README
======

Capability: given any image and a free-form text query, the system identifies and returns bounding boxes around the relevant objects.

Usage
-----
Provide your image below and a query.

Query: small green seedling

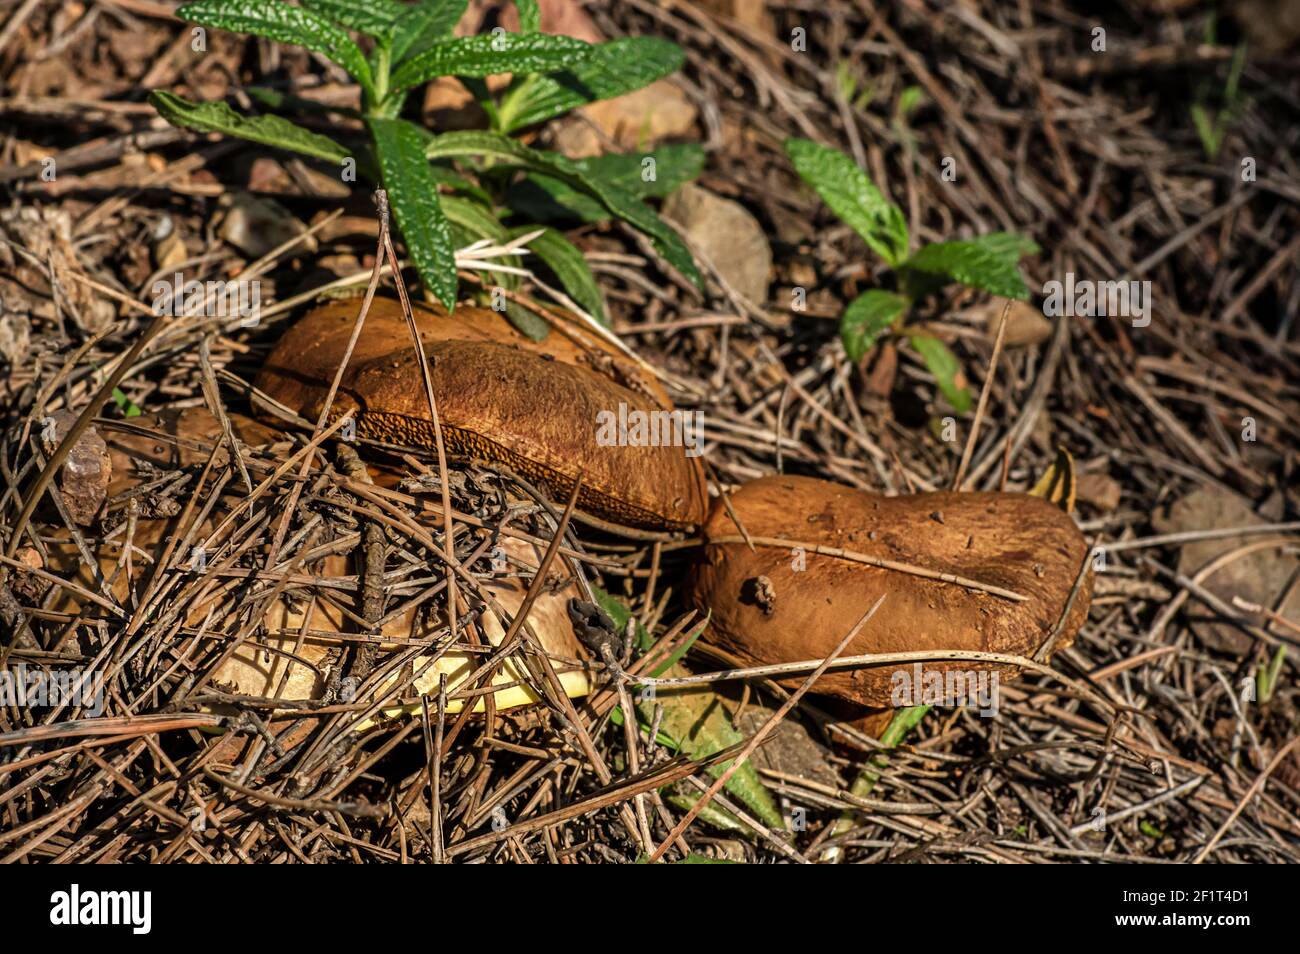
[1256,644,1286,705]
[150,0,704,337]
[785,138,1039,413]
[1190,15,1247,161]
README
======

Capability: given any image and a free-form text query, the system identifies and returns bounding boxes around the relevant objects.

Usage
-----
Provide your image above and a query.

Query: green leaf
[896,84,925,119]
[426,163,493,204]
[177,0,374,97]
[503,302,550,340]
[441,195,508,242]
[245,85,363,120]
[299,0,404,36]
[368,117,458,310]
[590,584,651,652]
[635,851,739,864]
[785,137,909,266]
[840,289,907,363]
[511,226,607,326]
[390,33,595,91]
[901,232,1038,300]
[590,586,781,831]
[441,198,545,338]
[513,0,540,32]
[149,91,351,163]
[500,36,684,132]
[391,0,468,62]
[506,144,705,223]
[425,131,702,289]
[638,664,784,831]
[112,387,143,417]
[909,334,971,414]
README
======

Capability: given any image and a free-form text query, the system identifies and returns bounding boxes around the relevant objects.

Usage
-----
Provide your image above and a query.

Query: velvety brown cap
[685,475,1093,707]
[255,298,707,531]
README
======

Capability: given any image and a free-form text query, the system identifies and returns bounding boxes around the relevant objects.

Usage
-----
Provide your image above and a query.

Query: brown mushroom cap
[47,409,591,720]
[684,475,1093,708]
[254,298,708,531]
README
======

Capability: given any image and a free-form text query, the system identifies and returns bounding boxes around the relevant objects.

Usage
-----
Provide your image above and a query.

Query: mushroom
[41,409,592,720]
[223,533,590,720]
[684,475,1093,708]
[254,297,708,531]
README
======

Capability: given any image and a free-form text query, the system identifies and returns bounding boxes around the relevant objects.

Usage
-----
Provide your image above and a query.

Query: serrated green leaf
[391,0,468,62]
[840,289,907,363]
[506,144,705,223]
[149,91,351,163]
[500,36,684,132]
[510,226,607,325]
[299,0,403,35]
[368,117,458,310]
[901,233,1037,300]
[390,33,595,91]
[425,130,702,289]
[513,0,540,32]
[177,0,373,96]
[785,137,909,267]
[909,334,971,414]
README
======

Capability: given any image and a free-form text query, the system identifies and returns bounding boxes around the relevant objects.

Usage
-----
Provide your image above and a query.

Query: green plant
[1256,644,1286,705]
[593,585,783,833]
[1191,41,1247,161]
[149,0,704,336]
[785,138,1039,413]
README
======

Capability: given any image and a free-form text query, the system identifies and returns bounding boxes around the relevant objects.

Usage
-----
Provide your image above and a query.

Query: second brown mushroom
[684,475,1094,710]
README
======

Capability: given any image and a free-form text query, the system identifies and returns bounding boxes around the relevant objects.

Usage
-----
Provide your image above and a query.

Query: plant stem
[823,704,930,860]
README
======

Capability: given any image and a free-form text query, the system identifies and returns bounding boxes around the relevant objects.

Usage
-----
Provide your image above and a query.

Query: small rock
[218,192,315,259]
[9,546,47,603]
[1151,486,1300,656]
[152,216,188,271]
[0,312,30,369]
[661,183,771,304]
[972,298,1052,348]
[1076,472,1122,511]
[40,409,112,526]
[693,0,775,33]
[737,705,840,789]
[554,80,698,158]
